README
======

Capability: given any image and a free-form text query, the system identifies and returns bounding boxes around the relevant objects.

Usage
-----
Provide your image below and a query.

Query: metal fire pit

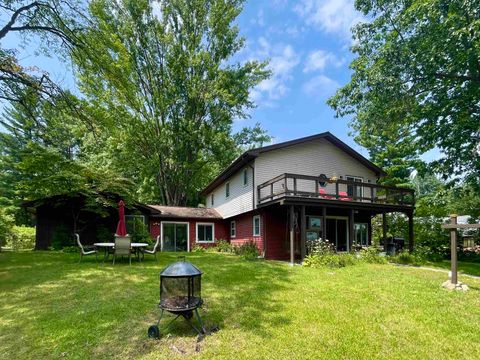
[148,257,206,338]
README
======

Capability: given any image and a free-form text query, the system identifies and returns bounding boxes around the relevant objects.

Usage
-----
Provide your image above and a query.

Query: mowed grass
[1,252,480,360]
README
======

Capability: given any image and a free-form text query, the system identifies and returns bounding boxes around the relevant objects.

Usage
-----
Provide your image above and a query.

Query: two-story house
[199,132,414,263]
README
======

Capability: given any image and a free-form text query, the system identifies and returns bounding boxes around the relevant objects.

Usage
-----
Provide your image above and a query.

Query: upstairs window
[253,215,261,236]
[211,193,214,206]
[243,168,248,186]
[226,182,230,198]
[230,221,236,238]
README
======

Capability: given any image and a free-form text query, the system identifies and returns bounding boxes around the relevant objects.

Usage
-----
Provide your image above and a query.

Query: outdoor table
[94,242,149,262]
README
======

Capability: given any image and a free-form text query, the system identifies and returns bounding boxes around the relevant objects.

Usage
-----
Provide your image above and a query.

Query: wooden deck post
[450,214,458,285]
[322,206,327,242]
[289,205,295,266]
[349,209,355,252]
[382,212,388,252]
[408,212,414,253]
[300,205,306,261]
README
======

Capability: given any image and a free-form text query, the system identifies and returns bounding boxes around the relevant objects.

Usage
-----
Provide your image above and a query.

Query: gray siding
[255,138,377,203]
[207,138,378,217]
[206,166,254,218]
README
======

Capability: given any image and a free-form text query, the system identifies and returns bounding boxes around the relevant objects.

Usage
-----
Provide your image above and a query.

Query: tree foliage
[329,0,480,186]
[72,0,269,206]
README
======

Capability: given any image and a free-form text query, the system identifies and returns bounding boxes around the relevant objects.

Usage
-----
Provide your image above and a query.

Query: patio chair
[113,236,132,265]
[75,233,98,263]
[318,188,334,199]
[338,191,352,201]
[143,235,161,260]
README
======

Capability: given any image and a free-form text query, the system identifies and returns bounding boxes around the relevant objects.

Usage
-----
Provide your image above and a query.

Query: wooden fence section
[257,173,415,207]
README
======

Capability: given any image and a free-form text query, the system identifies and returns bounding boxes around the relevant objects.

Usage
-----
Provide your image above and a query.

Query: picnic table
[94,242,149,262]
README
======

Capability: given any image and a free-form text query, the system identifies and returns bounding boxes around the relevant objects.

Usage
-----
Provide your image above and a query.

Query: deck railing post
[335,182,339,199]
[450,214,458,285]
[293,177,297,196]
[315,180,319,197]
[270,183,274,200]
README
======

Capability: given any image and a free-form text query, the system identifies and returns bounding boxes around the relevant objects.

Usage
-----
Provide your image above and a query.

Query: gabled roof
[200,132,387,196]
[143,205,222,219]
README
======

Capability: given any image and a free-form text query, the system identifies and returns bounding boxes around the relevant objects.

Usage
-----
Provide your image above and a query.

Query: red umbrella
[115,200,128,236]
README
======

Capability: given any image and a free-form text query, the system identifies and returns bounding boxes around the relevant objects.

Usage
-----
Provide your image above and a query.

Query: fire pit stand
[148,257,207,339]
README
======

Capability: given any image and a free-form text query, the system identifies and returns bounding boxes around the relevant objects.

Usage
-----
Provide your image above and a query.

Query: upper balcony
[257,173,414,211]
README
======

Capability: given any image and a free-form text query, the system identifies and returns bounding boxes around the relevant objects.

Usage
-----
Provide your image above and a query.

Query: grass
[1,251,480,359]
[425,260,480,277]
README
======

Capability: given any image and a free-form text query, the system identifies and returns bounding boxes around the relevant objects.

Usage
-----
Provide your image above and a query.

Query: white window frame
[243,168,248,187]
[346,175,364,199]
[253,215,261,237]
[225,182,230,198]
[161,221,190,252]
[196,222,215,243]
[230,220,236,238]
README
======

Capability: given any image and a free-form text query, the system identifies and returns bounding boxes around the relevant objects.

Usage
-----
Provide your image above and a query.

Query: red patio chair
[338,191,352,201]
[319,188,334,199]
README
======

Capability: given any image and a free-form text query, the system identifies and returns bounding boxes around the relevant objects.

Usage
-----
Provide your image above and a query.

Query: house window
[354,223,368,246]
[346,176,363,199]
[225,182,230,198]
[253,215,260,236]
[196,223,214,243]
[211,193,214,206]
[243,169,248,186]
[230,221,236,238]
[125,215,145,235]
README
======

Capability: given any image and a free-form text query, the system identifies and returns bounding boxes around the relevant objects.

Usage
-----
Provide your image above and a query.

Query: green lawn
[1,252,480,359]
[425,260,480,277]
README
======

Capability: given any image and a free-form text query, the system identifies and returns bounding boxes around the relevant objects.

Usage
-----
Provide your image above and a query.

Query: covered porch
[261,201,414,264]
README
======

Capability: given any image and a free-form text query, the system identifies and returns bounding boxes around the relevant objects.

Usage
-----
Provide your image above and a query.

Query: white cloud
[247,37,300,106]
[303,50,344,73]
[294,0,364,40]
[302,75,340,98]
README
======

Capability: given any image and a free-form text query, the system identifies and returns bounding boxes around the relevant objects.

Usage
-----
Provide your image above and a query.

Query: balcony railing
[257,173,415,207]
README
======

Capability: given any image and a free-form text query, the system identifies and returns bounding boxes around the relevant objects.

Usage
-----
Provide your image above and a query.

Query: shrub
[62,246,79,253]
[96,225,113,244]
[6,226,35,251]
[192,245,206,253]
[131,219,153,245]
[359,247,387,264]
[51,224,73,250]
[0,209,14,249]
[215,239,234,253]
[303,253,358,268]
[234,241,259,260]
[390,251,424,266]
[307,238,335,256]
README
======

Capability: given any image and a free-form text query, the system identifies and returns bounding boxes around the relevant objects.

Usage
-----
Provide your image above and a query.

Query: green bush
[359,247,387,264]
[214,239,234,253]
[303,253,358,268]
[0,208,14,249]
[51,224,73,250]
[96,225,113,243]
[192,245,206,252]
[62,246,80,253]
[390,251,425,266]
[234,241,259,260]
[131,219,153,245]
[6,226,35,250]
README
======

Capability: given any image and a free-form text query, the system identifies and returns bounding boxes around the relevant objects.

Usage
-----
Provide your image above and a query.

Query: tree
[0,1,86,107]
[73,0,269,206]
[328,0,480,187]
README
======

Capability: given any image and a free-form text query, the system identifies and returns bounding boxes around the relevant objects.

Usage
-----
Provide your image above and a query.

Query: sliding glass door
[162,223,188,252]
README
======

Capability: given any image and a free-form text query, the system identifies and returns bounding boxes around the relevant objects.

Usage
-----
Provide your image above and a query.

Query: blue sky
[1,0,439,161]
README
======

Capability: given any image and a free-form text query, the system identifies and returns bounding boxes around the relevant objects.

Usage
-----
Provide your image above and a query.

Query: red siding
[228,211,265,255]
[148,218,228,251]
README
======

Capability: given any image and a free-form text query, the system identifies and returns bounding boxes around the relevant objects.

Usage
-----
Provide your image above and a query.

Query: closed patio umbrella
[115,200,128,236]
